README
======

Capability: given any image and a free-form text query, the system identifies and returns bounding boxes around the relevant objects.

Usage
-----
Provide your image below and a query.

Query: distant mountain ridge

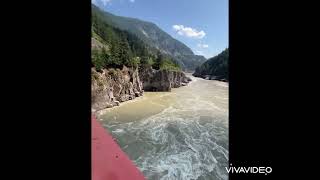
[193,48,228,81]
[92,4,206,71]
[92,4,194,110]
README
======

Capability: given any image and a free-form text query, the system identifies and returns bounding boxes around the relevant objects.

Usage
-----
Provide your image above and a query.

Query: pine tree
[118,34,131,67]
[110,39,121,66]
[153,51,163,70]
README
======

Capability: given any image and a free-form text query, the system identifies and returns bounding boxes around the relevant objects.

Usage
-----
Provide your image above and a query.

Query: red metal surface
[92,116,145,180]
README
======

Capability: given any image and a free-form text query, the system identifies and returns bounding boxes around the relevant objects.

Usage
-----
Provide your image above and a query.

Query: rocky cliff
[92,66,191,112]
[139,67,191,91]
[91,66,143,112]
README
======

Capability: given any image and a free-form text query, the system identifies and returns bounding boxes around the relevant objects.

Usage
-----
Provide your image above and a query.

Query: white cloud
[173,25,206,39]
[93,0,112,6]
[101,0,112,5]
[197,43,209,48]
[195,50,204,55]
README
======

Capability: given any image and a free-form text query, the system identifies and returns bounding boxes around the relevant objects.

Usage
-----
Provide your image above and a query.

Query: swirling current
[98,75,228,180]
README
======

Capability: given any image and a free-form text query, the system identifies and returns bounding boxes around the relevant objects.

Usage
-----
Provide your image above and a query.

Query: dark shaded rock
[113,101,120,106]
[134,91,141,97]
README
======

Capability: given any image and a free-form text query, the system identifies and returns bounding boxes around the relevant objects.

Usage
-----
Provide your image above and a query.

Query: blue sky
[92,0,228,58]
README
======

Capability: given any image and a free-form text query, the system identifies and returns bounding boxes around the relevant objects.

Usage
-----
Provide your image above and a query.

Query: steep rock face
[92,66,143,112]
[139,67,191,92]
[92,66,191,111]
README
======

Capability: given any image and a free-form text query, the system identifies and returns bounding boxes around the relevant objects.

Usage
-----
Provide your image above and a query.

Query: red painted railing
[92,116,145,180]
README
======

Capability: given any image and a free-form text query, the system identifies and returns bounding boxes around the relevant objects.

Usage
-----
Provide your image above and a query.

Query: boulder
[113,101,120,106]
[134,91,140,97]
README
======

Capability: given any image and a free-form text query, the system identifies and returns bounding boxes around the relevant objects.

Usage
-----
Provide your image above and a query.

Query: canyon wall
[92,66,191,112]
[92,66,143,112]
[139,67,191,91]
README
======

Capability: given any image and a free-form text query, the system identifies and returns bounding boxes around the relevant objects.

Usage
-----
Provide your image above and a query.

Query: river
[97,74,229,180]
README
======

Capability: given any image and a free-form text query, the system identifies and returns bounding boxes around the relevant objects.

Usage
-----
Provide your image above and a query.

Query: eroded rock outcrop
[139,67,191,92]
[92,66,191,112]
[92,66,143,112]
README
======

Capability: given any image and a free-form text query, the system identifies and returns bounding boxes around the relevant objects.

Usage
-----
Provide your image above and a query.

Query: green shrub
[140,56,154,67]
[92,49,105,72]
[131,57,141,68]
[160,58,181,71]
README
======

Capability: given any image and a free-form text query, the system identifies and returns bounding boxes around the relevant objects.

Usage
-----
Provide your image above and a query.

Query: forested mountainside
[92,4,206,71]
[193,48,229,81]
[92,4,180,72]
[92,4,191,111]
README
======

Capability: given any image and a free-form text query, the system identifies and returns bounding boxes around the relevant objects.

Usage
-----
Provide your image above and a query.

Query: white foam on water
[105,104,229,180]
[112,128,124,133]
[101,75,229,180]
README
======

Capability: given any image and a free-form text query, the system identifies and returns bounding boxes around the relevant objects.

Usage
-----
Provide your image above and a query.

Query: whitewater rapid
[99,75,228,180]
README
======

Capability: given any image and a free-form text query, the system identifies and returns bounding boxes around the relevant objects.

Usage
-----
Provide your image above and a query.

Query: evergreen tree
[92,5,183,71]
[153,51,163,70]
[110,39,121,66]
[118,34,131,66]
[92,49,105,72]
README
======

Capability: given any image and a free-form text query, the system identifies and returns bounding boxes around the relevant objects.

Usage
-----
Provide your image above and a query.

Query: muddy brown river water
[97,74,228,180]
